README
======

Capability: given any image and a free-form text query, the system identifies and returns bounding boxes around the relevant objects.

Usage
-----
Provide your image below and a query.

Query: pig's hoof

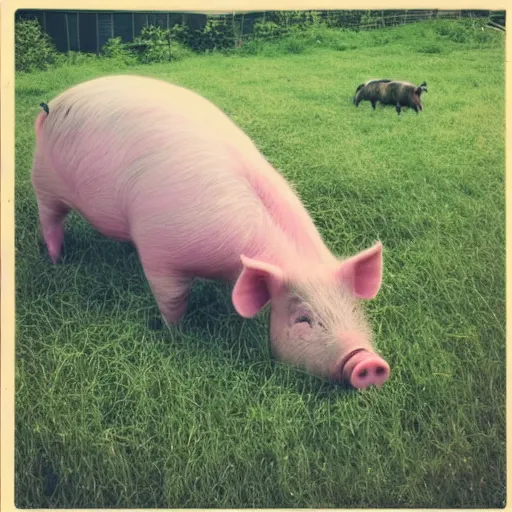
[39,240,60,263]
[147,316,163,330]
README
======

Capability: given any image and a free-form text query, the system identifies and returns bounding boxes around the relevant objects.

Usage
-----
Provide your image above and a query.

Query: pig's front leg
[143,270,193,325]
[135,235,193,325]
[137,252,190,325]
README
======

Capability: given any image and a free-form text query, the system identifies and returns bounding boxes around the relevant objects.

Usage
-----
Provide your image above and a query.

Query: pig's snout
[337,349,390,389]
[350,355,390,389]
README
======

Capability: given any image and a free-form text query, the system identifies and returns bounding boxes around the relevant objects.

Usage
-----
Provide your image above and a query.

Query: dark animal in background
[353,79,428,115]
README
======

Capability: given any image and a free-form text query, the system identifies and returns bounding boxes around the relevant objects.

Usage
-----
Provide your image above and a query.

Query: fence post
[132,12,135,40]
[95,12,99,54]
[65,12,70,52]
[77,12,81,51]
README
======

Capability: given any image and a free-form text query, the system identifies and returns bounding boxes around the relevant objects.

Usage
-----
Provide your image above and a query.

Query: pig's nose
[349,356,390,389]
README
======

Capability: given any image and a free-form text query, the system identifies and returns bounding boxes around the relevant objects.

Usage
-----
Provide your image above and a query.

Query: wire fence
[16,9,506,54]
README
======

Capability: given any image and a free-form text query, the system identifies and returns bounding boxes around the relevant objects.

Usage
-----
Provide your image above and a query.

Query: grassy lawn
[14,21,505,508]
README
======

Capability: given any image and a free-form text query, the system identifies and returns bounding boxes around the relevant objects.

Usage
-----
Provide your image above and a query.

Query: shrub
[169,22,190,46]
[253,20,288,40]
[128,25,195,63]
[101,37,137,65]
[190,18,237,52]
[15,18,57,72]
[168,41,195,61]
[131,25,173,63]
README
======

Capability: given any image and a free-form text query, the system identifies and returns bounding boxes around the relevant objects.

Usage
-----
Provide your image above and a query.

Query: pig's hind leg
[37,199,70,264]
[32,158,70,264]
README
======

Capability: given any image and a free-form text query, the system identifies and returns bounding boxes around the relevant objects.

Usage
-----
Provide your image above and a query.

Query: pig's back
[44,75,250,146]
[39,75,271,267]
[42,75,261,197]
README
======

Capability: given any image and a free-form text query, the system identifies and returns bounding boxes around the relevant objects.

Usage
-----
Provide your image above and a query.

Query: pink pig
[31,74,390,389]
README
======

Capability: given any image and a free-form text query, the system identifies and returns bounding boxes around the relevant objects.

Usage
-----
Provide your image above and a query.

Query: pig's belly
[72,201,132,242]
[137,225,248,280]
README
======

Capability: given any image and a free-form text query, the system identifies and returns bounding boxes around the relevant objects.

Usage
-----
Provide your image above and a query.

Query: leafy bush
[15,18,57,72]
[101,37,137,65]
[168,22,190,46]
[128,25,193,63]
[190,18,237,52]
[167,41,195,61]
[131,25,173,63]
[253,20,288,40]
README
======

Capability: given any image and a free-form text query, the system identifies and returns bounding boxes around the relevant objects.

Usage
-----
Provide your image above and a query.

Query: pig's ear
[336,242,383,299]
[232,255,284,318]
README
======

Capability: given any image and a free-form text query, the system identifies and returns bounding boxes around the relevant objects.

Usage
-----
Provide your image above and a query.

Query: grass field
[14,20,506,508]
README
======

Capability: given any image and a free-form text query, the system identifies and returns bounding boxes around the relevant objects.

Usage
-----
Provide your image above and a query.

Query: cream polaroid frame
[1,1,510,512]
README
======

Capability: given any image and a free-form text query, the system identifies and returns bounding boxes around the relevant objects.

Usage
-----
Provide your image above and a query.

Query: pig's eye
[295,315,313,327]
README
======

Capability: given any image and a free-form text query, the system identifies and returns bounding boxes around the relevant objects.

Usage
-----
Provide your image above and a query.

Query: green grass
[14,21,506,508]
